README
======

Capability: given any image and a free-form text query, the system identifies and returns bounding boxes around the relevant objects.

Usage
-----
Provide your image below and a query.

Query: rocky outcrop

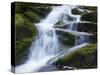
[54,6,97,70]
[56,30,75,46]
[81,12,97,23]
[55,44,97,69]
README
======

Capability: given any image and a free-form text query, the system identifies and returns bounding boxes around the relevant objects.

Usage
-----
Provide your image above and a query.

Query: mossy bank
[55,44,97,70]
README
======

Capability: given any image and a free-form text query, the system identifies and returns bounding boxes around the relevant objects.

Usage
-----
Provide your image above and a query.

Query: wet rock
[77,22,97,43]
[56,30,75,46]
[55,44,97,69]
[56,65,76,70]
[81,12,97,22]
[79,6,97,11]
[37,65,57,72]
[77,22,97,33]
[72,8,82,15]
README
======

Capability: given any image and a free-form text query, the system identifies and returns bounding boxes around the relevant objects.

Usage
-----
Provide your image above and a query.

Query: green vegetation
[15,11,37,65]
[12,2,97,69]
[54,6,97,70]
[56,44,97,69]
[14,2,53,65]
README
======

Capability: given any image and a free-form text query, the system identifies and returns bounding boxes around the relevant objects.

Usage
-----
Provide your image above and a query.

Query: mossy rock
[81,12,97,23]
[15,2,52,19]
[79,6,97,11]
[89,33,97,43]
[15,13,24,25]
[15,22,37,65]
[72,6,97,15]
[15,8,38,66]
[15,38,32,65]
[15,12,37,41]
[72,8,82,15]
[77,23,97,33]
[15,2,27,13]
[76,22,97,43]
[24,11,41,23]
[56,44,97,69]
[14,2,54,66]
[56,31,75,46]
[16,23,37,40]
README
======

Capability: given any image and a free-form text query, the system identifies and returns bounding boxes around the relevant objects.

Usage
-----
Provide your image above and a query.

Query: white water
[57,7,91,45]
[15,5,91,73]
[48,43,88,64]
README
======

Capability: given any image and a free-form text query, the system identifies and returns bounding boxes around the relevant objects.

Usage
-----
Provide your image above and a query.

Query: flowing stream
[15,5,92,73]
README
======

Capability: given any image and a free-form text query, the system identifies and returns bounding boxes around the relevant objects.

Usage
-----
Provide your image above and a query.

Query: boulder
[55,44,97,69]
[56,30,75,46]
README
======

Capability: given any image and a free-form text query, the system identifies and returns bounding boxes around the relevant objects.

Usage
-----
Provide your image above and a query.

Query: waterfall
[15,5,91,73]
[61,9,90,45]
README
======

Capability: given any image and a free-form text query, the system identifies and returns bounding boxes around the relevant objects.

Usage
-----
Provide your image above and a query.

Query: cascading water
[15,5,91,73]
[60,9,91,45]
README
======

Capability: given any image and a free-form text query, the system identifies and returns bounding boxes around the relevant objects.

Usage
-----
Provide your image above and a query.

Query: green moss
[14,2,53,65]
[57,32,75,46]
[16,38,32,54]
[55,21,64,26]
[15,13,24,25]
[14,2,40,65]
[15,2,27,13]
[14,2,53,66]
[15,38,33,65]
[56,44,97,69]
[16,24,36,40]
[15,22,37,65]
[24,11,41,22]
[77,44,96,54]
[62,33,75,46]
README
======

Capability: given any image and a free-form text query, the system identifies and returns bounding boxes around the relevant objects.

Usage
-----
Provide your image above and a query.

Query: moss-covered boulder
[55,44,97,69]
[56,31,75,46]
